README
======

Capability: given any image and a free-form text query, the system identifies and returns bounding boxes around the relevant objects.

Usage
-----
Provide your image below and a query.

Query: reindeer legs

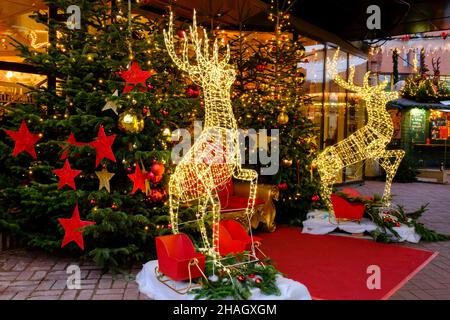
[376,149,405,207]
[168,181,180,234]
[233,168,258,218]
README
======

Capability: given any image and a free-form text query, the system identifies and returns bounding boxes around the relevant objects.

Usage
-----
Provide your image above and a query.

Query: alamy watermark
[170,121,280,175]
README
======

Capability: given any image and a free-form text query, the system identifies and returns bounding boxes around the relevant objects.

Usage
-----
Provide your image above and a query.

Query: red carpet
[258,226,437,300]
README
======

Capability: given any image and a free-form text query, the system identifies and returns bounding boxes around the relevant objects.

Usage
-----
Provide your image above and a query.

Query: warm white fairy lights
[313,49,404,213]
[164,11,258,263]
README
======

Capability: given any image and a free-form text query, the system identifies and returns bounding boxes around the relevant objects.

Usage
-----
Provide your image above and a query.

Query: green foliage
[0,1,201,270]
[401,75,450,102]
[191,253,281,300]
[393,152,418,182]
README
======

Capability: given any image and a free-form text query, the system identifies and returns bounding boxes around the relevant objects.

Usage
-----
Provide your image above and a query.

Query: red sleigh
[331,188,373,221]
[155,234,206,293]
[217,220,265,257]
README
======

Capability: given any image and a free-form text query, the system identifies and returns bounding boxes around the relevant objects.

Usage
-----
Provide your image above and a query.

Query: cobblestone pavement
[0,180,449,300]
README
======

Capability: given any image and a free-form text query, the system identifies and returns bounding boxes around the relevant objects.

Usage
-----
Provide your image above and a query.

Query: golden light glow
[313,49,404,212]
[164,11,258,262]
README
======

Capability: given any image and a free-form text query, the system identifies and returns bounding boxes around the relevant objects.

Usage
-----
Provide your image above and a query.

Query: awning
[387,98,450,109]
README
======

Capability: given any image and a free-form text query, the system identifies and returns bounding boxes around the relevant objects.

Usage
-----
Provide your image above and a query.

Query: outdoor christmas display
[313,49,404,213]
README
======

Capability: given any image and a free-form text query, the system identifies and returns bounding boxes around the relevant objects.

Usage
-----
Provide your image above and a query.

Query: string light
[313,49,404,212]
[164,11,259,265]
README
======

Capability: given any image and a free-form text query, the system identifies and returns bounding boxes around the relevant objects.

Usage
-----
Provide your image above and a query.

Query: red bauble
[111,203,118,209]
[90,199,96,205]
[151,163,165,176]
[248,274,256,279]
[153,175,163,183]
[186,85,200,98]
[177,29,187,39]
[142,107,149,115]
[237,275,246,282]
[256,63,266,72]
[3,120,41,159]
[150,189,163,202]
[278,182,288,191]
[255,278,263,284]
[442,32,448,40]
[312,195,320,202]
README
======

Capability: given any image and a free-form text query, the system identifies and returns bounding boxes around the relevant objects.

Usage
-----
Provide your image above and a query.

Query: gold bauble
[277,111,289,125]
[281,158,293,168]
[296,46,305,59]
[118,110,144,133]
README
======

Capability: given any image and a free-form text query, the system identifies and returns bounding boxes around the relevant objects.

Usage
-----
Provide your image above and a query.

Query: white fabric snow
[302,210,421,243]
[136,260,311,300]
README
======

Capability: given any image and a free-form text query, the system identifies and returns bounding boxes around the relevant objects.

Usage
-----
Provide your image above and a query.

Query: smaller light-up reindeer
[164,11,258,260]
[313,49,404,212]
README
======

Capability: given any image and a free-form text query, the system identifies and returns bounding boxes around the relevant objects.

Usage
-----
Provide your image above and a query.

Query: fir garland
[191,252,282,300]
[334,192,449,243]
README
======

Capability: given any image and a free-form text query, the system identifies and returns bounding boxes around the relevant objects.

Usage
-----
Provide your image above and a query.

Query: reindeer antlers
[327,48,389,94]
[163,10,232,76]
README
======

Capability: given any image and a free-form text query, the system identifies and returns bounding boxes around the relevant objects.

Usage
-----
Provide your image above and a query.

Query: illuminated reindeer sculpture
[164,12,258,260]
[314,50,404,213]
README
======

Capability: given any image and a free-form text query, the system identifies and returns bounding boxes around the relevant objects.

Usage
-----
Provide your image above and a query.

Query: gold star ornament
[102,90,119,115]
[95,168,115,193]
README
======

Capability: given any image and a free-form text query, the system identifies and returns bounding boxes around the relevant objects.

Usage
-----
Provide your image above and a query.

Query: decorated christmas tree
[229,0,322,224]
[0,1,201,270]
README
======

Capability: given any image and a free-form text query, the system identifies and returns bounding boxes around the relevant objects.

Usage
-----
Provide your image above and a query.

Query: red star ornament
[60,133,89,160]
[128,163,148,194]
[90,126,117,167]
[116,61,156,93]
[58,204,95,250]
[53,159,82,190]
[3,120,41,159]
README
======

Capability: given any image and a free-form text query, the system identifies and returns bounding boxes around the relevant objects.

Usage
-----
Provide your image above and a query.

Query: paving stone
[31,271,48,281]
[77,289,94,300]
[51,280,68,290]
[30,289,62,297]
[36,280,56,291]
[95,288,125,295]
[60,290,78,300]
[92,294,123,300]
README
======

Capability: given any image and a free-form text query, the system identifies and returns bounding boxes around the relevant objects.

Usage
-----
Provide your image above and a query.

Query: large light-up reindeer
[164,12,258,259]
[314,49,404,212]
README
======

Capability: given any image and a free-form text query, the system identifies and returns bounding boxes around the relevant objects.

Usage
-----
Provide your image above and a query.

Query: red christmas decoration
[3,120,41,159]
[151,162,165,176]
[278,182,288,191]
[186,85,200,98]
[255,277,263,284]
[60,133,89,160]
[237,275,246,282]
[116,61,156,93]
[53,159,82,190]
[442,32,448,40]
[150,189,164,202]
[256,62,266,72]
[312,195,320,202]
[90,126,117,167]
[128,164,147,194]
[177,29,187,39]
[58,204,95,250]
[248,273,256,279]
